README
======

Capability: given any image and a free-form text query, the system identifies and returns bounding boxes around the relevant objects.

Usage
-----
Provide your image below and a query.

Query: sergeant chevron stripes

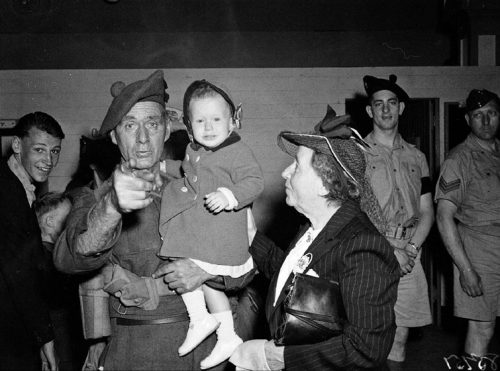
[439,177,461,194]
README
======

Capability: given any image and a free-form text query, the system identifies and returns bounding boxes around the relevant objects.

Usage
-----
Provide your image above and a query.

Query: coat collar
[190,131,241,152]
[7,154,36,206]
[270,199,363,313]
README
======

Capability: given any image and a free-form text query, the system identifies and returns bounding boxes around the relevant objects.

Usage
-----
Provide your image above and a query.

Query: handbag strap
[286,307,338,324]
[286,308,340,335]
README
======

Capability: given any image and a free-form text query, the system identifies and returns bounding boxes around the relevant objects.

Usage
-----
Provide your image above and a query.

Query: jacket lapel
[269,201,360,315]
[267,224,308,315]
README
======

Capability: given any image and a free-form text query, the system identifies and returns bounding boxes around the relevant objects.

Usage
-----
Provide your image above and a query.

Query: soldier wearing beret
[436,89,500,366]
[54,70,256,370]
[362,75,434,368]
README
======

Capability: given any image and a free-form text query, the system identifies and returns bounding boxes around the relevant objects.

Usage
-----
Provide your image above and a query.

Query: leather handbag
[275,272,346,346]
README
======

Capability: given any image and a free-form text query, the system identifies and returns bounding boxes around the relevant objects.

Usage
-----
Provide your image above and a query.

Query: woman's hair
[311,149,386,233]
[311,151,359,204]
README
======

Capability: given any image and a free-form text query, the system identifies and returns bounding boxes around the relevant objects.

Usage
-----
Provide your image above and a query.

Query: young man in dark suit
[0,112,64,370]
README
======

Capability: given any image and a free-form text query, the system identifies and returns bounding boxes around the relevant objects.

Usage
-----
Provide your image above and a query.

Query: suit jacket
[0,161,54,369]
[250,200,400,370]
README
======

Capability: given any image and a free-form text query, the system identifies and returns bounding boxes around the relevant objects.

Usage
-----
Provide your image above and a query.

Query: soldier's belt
[384,225,416,240]
[115,313,188,326]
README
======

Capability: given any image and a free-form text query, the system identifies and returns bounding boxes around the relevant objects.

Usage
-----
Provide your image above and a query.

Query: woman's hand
[230,339,284,370]
[264,340,285,370]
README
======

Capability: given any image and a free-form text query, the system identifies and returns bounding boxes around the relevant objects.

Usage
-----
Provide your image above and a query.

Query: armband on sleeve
[421,176,432,195]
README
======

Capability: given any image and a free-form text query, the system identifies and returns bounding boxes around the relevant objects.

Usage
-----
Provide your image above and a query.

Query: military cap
[363,74,410,103]
[465,89,500,112]
[99,70,168,136]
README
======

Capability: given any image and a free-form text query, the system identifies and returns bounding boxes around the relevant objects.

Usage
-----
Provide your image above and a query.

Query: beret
[465,89,500,112]
[363,74,410,102]
[99,70,168,136]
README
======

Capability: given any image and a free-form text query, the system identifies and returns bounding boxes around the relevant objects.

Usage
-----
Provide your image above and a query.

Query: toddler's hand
[205,191,230,213]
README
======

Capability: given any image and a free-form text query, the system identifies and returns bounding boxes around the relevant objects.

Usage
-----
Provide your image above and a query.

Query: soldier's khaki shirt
[365,132,430,231]
[435,134,500,232]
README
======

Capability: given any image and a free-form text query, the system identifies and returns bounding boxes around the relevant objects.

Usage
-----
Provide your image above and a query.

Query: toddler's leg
[200,286,243,369]
[178,287,219,356]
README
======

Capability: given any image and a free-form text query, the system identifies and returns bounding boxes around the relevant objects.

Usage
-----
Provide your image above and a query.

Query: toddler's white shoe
[178,315,219,356]
[200,334,243,370]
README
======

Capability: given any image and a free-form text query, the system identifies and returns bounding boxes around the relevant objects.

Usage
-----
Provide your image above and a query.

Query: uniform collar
[366,131,404,151]
[7,154,36,206]
[465,133,500,154]
[190,131,241,152]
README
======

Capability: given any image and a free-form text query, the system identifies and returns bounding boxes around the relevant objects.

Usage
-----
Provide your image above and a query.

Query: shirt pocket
[400,160,422,187]
[399,158,423,210]
[470,159,500,202]
[365,155,391,202]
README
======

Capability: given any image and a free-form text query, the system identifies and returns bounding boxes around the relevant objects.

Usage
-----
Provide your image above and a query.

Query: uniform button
[193,175,198,182]
[196,156,200,162]
[181,187,188,192]
[186,154,190,161]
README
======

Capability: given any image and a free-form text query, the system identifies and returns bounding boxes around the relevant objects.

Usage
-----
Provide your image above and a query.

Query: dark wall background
[1,0,498,69]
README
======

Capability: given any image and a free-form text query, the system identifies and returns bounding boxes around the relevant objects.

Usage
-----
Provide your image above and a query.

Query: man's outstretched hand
[112,159,162,213]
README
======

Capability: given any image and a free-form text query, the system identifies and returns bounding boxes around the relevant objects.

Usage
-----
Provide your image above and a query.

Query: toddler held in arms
[159,80,264,369]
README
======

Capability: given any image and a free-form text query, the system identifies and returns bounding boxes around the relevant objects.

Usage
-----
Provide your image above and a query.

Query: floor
[56,305,500,370]
[401,308,500,371]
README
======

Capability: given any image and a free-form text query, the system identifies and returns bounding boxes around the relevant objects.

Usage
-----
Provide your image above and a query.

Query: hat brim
[277,132,358,183]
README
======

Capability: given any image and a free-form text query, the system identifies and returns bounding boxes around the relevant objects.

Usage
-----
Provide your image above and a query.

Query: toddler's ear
[44,214,55,229]
[233,104,243,129]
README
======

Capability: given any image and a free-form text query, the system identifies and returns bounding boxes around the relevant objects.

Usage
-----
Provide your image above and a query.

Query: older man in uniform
[54,70,255,370]
[362,75,434,368]
[436,89,500,367]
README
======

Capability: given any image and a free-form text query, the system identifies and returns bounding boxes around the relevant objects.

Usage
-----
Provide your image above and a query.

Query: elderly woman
[230,107,400,371]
